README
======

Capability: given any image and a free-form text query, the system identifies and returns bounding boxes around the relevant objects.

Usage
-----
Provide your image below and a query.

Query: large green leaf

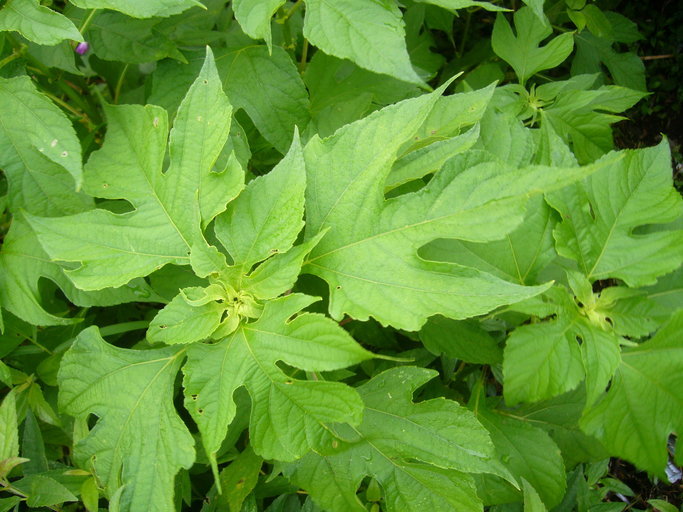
[492,7,574,85]
[287,367,508,511]
[0,75,85,215]
[0,0,83,46]
[28,48,243,290]
[87,12,185,64]
[216,45,310,153]
[302,88,610,330]
[547,141,683,287]
[581,310,683,477]
[0,216,160,326]
[476,407,566,508]
[215,132,305,272]
[58,327,195,512]
[303,0,423,85]
[182,294,372,464]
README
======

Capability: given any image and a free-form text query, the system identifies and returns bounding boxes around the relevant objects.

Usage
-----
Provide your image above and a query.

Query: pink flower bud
[75,42,90,55]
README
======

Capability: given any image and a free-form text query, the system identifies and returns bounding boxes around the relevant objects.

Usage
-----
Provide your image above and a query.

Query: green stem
[79,9,99,34]
[283,0,304,21]
[0,51,22,70]
[113,63,129,104]
[458,11,472,58]
[299,39,309,73]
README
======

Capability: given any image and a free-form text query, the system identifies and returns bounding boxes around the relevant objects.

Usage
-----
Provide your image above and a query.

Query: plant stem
[114,64,129,104]
[79,9,99,34]
[458,11,472,58]
[0,51,21,70]
[299,39,309,73]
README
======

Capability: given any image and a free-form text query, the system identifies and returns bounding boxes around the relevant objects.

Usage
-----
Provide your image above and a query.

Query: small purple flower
[75,42,90,55]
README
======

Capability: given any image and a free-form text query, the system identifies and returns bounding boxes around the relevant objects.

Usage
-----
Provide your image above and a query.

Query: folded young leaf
[58,327,195,512]
[286,367,508,512]
[182,294,372,465]
[547,141,683,287]
[303,88,612,330]
[0,0,83,46]
[28,48,243,290]
[580,310,683,477]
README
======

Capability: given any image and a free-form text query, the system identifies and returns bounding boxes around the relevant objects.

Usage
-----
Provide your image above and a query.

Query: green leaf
[581,310,683,477]
[233,0,285,51]
[217,45,310,153]
[303,89,609,330]
[420,197,559,285]
[539,83,647,164]
[88,12,186,64]
[182,294,372,462]
[504,284,623,406]
[420,316,503,365]
[523,479,548,512]
[69,0,203,18]
[0,215,159,327]
[241,231,326,300]
[0,0,83,46]
[547,142,683,287]
[217,445,263,511]
[0,75,85,214]
[414,0,507,12]
[58,326,195,512]
[21,409,49,475]
[303,0,423,85]
[28,48,243,290]
[26,475,77,508]
[573,32,646,91]
[215,132,305,271]
[147,287,225,345]
[0,389,19,461]
[476,408,566,508]
[492,7,574,84]
[286,367,508,512]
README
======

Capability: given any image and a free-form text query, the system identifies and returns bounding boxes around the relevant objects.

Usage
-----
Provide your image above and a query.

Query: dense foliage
[0,1,681,511]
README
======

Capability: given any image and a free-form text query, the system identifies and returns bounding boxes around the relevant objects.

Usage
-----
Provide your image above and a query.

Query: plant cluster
[0,1,681,511]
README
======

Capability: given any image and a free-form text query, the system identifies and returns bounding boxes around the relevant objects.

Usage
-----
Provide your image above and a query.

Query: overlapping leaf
[475,407,566,508]
[302,87,612,330]
[286,367,508,511]
[28,48,243,290]
[182,294,373,464]
[58,327,195,512]
[503,285,621,407]
[303,0,423,85]
[581,311,683,477]
[233,0,285,51]
[0,0,83,46]
[0,75,85,214]
[547,141,683,286]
